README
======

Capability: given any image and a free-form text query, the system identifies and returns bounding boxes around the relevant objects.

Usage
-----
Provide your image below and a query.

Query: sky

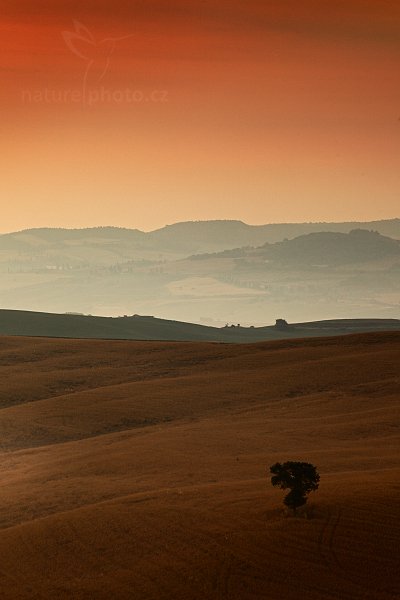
[1,0,399,232]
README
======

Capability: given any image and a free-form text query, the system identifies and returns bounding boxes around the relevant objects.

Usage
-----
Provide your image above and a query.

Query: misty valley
[1,220,399,325]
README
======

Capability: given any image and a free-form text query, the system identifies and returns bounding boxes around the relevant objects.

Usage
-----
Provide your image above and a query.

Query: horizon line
[1,216,399,236]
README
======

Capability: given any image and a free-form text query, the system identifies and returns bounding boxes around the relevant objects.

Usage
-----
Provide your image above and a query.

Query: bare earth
[0,333,399,599]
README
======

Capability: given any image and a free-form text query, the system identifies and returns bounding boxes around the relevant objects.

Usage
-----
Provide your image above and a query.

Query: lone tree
[275,318,289,330]
[270,461,320,513]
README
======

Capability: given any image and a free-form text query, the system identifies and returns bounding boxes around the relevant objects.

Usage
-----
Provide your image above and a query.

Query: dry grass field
[0,333,399,599]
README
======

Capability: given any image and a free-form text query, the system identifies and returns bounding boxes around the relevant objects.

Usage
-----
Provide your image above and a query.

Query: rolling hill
[262,228,400,265]
[197,229,400,266]
[1,219,399,267]
[0,332,399,599]
[0,309,400,342]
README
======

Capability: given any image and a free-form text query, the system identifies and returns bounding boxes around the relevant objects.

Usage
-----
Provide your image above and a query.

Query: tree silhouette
[270,461,320,513]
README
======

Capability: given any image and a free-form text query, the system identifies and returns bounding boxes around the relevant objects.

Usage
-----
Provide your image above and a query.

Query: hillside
[148,218,400,253]
[0,333,399,599]
[192,229,400,265]
[258,229,400,265]
[1,309,400,342]
[1,219,399,266]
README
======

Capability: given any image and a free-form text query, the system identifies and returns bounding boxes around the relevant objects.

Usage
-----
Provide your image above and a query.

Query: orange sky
[1,0,399,232]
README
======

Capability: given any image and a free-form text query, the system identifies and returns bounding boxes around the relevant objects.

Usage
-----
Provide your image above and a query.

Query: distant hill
[197,229,400,266]
[148,219,400,251]
[252,229,400,266]
[260,229,400,266]
[0,219,399,266]
[0,310,399,343]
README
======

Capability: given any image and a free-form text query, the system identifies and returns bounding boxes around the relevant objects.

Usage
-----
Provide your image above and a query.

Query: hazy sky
[1,1,399,232]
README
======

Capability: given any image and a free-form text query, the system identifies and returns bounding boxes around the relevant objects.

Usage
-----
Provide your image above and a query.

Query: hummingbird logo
[62,21,133,94]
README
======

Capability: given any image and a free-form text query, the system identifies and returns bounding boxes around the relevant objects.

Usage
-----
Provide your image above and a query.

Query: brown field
[0,333,399,599]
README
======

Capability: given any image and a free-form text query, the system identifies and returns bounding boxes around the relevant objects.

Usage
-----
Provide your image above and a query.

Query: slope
[0,333,399,599]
